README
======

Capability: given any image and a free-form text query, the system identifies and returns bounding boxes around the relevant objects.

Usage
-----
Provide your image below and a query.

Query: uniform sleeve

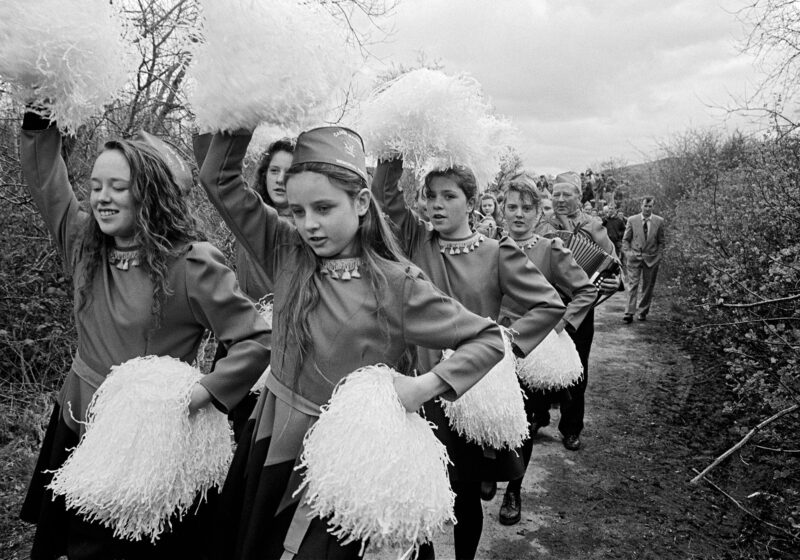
[589,217,617,257]
[196,130,297,281]
[184,243,272,412]
[370,157,428,256]
[20,118,88,275]
[547,238,598,331]
[401,273,504,400]
[497,237,565,355]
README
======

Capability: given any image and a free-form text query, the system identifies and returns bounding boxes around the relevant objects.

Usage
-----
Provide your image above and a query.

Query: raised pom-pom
[298,364,454,553]
[250,295,273,394]
[186,0,361,132]
[0,0,135,133]
[517,330,583,391]
[439,331,528,450]
[48,356,233,543]
[356,68,517,189]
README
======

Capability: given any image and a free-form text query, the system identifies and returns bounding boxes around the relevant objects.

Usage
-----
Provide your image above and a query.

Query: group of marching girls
[4,3,627,560]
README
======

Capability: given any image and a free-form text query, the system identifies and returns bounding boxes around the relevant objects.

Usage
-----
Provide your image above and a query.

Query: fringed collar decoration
[438,233,485,255]
[514,234,542,250]
[108,245,142,271]
[320,258,363,281]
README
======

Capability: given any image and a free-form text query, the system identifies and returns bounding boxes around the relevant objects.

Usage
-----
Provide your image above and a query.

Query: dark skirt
[216,417,363,560]
[21,403,217,560]
[423,399,524,483]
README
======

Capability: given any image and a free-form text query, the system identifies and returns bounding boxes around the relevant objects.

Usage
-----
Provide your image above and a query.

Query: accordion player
[544,230,621,288]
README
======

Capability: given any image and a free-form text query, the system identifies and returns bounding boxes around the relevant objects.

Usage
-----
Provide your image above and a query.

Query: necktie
[643,218,649,240]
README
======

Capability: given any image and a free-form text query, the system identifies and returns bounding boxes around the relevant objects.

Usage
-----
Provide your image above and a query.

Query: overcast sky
[366,0,763,175]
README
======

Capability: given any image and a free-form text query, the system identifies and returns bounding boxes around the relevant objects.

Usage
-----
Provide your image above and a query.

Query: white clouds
[366,0,761,173]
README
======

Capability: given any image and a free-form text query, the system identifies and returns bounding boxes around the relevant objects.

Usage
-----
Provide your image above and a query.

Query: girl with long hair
[196,127,505,560]
[475,192,503,239]
[371,157,565,560]
[495,173,598,525]
[18,111,271,560]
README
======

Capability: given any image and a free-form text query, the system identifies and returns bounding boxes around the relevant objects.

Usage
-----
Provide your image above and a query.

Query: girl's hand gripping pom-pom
[297,364,455,555]
[516,329,584,392]
[0,0,136,133]
[47,356,234,543]
[185,0,362,133]
[439,330,529,450]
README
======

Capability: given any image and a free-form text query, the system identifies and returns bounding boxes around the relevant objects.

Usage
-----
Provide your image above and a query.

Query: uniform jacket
[622,213,665,267]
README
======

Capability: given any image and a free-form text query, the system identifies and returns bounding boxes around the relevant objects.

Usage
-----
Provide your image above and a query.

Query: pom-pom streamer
[0,0,135,133]
[250,296,273,394]
[439,331,528,450]
[186,0,361,132]
[48,356,233,543]
[516,329,583,391]
[297,365,454,552]
[356,68,517,189]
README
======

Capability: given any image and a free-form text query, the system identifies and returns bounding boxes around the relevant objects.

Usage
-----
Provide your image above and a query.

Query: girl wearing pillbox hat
[196,128,505,559]
[371,156,566,560]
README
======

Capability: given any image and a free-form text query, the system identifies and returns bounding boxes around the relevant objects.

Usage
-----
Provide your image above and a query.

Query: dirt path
[371,292,740,560]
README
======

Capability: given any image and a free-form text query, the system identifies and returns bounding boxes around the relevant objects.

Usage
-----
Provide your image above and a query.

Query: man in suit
[540,171,621,451]
[622,197,665,322]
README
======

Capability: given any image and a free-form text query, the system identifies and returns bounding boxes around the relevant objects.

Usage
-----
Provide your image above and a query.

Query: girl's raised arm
[196,130,296,281]
[19,113,88,274]
[370,156,427,255]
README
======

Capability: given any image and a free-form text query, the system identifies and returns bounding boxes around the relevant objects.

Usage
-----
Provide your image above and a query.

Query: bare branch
[690,404,799,484]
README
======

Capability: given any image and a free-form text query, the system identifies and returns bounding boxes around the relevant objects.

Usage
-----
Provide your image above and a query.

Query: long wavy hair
[279,162,412,375]
[254,137,295,205]
[77,139,206,327]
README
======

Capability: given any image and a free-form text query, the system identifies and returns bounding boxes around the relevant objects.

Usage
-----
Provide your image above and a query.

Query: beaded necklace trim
[320,258,363,280]
[108,246,142,271]
[514,234,542,250]
[438,233,485,255]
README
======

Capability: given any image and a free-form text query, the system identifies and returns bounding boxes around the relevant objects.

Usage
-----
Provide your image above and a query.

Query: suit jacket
[622,213,665,267]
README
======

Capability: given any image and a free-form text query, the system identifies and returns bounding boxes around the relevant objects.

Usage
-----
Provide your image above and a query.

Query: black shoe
[623,314,633,323]
[499,490,521,525]
[481,480,497,501]
[563,434,581,451]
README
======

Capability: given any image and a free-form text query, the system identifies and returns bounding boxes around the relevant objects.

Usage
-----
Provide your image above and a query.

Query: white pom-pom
[249,296,273,394]
[439,331,528,450]
[48,356,233,543]
[186,0,361,132]
[356,68,517,189]
[298,364,454,552]
[0,0,135,133]
[517,330,583,391]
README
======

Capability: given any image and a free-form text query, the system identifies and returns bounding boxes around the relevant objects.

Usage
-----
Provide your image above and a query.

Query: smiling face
[503,190,539,239]
[287,171,369,258]
[425,176,475,238]
[265,150,293,207]
[90,149,137,246]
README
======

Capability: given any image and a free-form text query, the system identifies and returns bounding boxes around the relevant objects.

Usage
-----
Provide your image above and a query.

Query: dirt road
[371,292,741,560]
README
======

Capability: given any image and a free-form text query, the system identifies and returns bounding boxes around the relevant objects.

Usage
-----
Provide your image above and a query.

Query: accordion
[545,230,620,287]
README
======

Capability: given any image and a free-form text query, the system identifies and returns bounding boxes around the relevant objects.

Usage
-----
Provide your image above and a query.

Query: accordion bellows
[546,230,620,285]
[439,331,528,450]
[297,365,454,552]
[517,329,583,391]
[48,356,233,543]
